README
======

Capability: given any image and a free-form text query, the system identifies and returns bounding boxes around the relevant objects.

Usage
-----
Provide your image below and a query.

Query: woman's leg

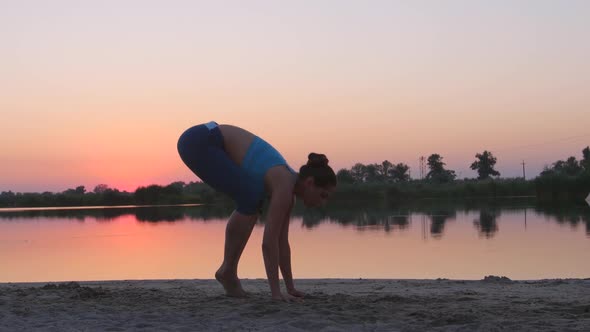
[177,124,260,296]
[177,125,261,214]
[215,210,258,297]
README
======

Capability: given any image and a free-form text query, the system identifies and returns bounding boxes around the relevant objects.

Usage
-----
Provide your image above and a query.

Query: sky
[1,0,589,193]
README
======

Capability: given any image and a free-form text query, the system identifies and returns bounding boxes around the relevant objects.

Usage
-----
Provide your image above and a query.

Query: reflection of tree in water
[2,200,589,237]
[386,215,410,233]
[473,209,500,238]
[356,212,381,229]
[534,204,590,236]
[301,209,325,229]
[135,207,185,222]
[354,212,409,233]
[297,206,411,233]
[97,208,133,222]
[0,209,90,222]
[429,210,457,239]
[0,205,234,223]
[183,204,234,221]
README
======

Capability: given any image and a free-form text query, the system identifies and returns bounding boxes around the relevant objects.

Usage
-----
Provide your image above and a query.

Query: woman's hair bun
[299,152,337,187]
[307,153,329,167]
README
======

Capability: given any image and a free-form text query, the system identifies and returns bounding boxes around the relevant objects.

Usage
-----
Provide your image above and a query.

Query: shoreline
[1,277,589,331]
[2,276,589,286]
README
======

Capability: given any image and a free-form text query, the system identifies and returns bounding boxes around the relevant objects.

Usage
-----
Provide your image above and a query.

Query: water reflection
[294,199,589,238]
[1,200,589,238]
[535,205,590,235]
[429,210,456,239]
[2,200,589,282]
[0,204,234,223]
[473,209,500,238]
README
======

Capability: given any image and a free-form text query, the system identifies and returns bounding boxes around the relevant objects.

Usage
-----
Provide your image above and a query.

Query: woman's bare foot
[215,268,247,298]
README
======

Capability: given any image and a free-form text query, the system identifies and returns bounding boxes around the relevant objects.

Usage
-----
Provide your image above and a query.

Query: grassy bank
[1,175,589,208]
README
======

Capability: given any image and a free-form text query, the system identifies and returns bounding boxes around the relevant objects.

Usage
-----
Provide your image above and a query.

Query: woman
[177,121,337,302]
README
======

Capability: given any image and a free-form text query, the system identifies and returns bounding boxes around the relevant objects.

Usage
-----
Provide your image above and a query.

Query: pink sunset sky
[1,1,589,193]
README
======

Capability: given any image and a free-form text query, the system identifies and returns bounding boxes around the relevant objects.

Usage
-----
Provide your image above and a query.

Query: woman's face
[301,177,335,207]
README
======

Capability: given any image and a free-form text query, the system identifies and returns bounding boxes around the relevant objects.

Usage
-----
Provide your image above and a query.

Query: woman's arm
[279,197,295,291]
[262,187,292,298]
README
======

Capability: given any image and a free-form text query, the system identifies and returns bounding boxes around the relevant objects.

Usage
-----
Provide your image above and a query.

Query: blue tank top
[240,136,297,202]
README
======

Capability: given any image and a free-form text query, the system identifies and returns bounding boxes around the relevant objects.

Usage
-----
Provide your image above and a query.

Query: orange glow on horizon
[2,2,590,193]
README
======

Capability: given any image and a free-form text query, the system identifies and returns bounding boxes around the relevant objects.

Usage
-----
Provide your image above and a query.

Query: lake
[1,201,588,282]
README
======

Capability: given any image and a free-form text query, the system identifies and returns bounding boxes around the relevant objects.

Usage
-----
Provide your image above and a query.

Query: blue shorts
[177,121,264,215]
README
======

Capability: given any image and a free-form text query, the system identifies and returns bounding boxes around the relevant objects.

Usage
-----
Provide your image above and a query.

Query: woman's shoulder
[264,164,297,193]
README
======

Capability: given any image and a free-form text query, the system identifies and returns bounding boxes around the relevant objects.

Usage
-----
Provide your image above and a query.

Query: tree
[543,156,584,176]
[380,160,394,182]
[167,181,186,193]
[540,147,590,177]
[93,184,110,194]
[539,165,555,177]
[364,164,380,182]
[336,169,354,184]
[134,185,163,204]
[581,146,590,172]
[63,185,86,195]
[427,154,445,174]
[426,154,456,183]
[470,150,500,180]
[351,163,366,183]
[0,191,16,207]
[390,163,410,182]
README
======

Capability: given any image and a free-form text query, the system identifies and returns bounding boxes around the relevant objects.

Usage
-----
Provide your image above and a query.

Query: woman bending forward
[177,121,337,301]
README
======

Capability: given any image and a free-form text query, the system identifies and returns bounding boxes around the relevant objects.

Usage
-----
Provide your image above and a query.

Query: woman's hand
[287,288,305,298]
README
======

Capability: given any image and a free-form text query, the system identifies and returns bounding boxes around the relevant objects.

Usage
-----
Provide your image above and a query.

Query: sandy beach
[0,277,588,331]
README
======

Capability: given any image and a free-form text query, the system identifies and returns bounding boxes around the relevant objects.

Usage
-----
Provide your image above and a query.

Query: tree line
[336,147,590,184]
[1,147,589,208]
[0,181,226,208]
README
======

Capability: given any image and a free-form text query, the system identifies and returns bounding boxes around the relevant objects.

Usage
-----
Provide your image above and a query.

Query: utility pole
[419,156,425,179]
[522,161,526,180]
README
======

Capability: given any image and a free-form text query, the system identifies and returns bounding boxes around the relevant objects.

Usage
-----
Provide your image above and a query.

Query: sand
[1,277,589,331]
